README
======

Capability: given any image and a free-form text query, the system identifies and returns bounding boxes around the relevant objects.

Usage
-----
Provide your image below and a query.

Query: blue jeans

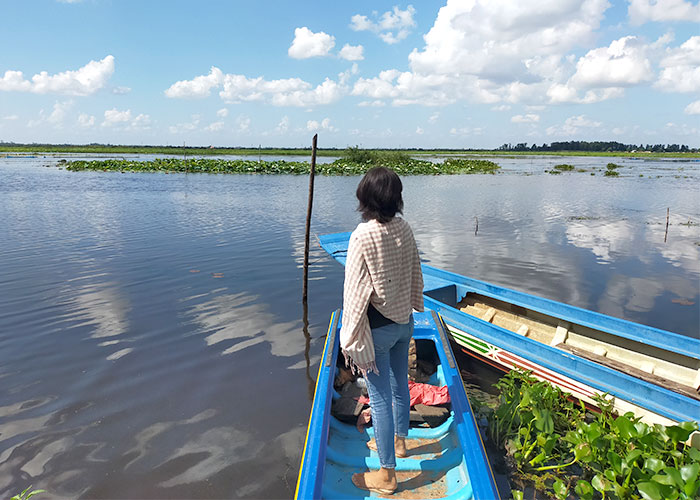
[365,317,413,469]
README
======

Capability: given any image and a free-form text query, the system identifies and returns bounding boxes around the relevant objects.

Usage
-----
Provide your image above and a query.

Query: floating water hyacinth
[65,156,501,175]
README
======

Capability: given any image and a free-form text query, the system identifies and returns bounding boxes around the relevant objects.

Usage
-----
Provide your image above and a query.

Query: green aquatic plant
[553,164,575,171]
[65,156,501,176]
[488,369,700,500]
[604,163,621,177]
[11,486,45,500]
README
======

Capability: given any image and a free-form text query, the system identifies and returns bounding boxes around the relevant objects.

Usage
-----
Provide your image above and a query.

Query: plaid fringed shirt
[340,217,424,374]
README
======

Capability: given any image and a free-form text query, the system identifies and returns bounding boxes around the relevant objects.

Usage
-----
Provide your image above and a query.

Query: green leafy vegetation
[2,142,699,158]
[547,164,576,174]
[65,149,501,175]
[605,163,622,177]
[488,370,700,500]
[497,140,697,154]
[11,486,45,500]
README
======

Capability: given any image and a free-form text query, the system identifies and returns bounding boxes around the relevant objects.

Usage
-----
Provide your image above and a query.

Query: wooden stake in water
[664,207,670,243]
[302,134,318,303]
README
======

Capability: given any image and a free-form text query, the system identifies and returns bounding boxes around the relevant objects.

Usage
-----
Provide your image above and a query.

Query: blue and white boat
[319,231,700,445]
[295,310,500,499]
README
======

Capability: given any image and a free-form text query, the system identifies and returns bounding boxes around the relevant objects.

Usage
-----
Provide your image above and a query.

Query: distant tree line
[497,141,696,153]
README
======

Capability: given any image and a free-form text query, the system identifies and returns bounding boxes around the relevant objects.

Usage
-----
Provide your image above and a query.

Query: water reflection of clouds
[412,213,590,309]
[65,280,133,360]
[0,408,55,492]
[188,291,305,359]
[124,409,216,472]
[645,217,700,275]
[598,274,698,318]
[565,220,634,262]
[565,216,699,276]
[159,426,263,487]
[598,275,665,317]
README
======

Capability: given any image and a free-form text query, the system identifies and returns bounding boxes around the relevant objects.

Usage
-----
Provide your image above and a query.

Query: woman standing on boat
[341,166,424,495]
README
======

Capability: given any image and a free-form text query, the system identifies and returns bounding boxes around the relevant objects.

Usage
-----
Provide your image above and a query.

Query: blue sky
[0,0,698,148]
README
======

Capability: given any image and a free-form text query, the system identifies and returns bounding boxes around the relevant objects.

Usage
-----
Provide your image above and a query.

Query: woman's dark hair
[356,167,403,223]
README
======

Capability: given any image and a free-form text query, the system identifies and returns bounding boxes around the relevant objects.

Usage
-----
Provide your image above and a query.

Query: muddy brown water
[0,155,698,498]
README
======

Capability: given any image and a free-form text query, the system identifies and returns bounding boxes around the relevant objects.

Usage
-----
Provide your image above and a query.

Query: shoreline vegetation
[1,142,699,159]
[63,150,501,175]
[479,370,700,500]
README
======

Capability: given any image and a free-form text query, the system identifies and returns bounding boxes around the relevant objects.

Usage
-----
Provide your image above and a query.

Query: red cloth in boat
[357,381,450,407]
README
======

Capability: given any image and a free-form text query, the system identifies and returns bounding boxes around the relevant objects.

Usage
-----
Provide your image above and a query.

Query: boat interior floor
[331,379,451,428]
[319,330,479,499]
[457,293,700,399]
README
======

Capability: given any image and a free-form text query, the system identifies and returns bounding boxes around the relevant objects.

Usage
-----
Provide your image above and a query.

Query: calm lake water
[1,154,698,499]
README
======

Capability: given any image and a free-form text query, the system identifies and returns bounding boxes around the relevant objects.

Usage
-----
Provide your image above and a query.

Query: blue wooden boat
[319,232,700,446]
[295,310,500,499]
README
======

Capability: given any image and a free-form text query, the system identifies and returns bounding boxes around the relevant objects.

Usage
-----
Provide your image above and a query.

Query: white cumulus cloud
[352,70,453,106]
[103,108,132,126]
[352,0,614,107]
[409,0,608,79]
[165,66,224,98]
[103,108,151,130]
[78,113,95,127]
[546,114,602,136]
[655,36,700,93]
[112,86,131,95]
[165,68,344,107]
[546,35,657,104]
[275,116,290,134]
[511,113,540,123]
[358,100,386,107]
[169,115,201,134]
[306,117,336,132]
[684,100,700,114]
[48,100,73,124]
[0,55,114,96]
[570,36,653,88]
[204,121,225,132]
[339,44,364,61]
[288,27,335,59]
[237,116,251,132]
[216,107,229,118]
[628,0,700,24]
[350,6,417,44]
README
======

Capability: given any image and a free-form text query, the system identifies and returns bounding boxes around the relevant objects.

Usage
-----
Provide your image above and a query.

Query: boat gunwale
[295,309,340,500]
[427,296,700,425]
[421,264,700,361]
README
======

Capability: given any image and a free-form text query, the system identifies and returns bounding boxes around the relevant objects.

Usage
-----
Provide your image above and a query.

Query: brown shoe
[351,470,397,495]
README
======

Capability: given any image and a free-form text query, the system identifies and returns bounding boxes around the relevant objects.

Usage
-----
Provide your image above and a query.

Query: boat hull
[317,231,700,445]
[295,310,500,500]
[449,322,680,428]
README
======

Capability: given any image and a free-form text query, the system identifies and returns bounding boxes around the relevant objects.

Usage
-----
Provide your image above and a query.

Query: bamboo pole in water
[664,207,670,243]
[302,134,318,303]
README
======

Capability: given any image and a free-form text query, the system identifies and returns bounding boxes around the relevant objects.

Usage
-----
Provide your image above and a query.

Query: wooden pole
[302,134,318,303]
[664,207,670,243]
